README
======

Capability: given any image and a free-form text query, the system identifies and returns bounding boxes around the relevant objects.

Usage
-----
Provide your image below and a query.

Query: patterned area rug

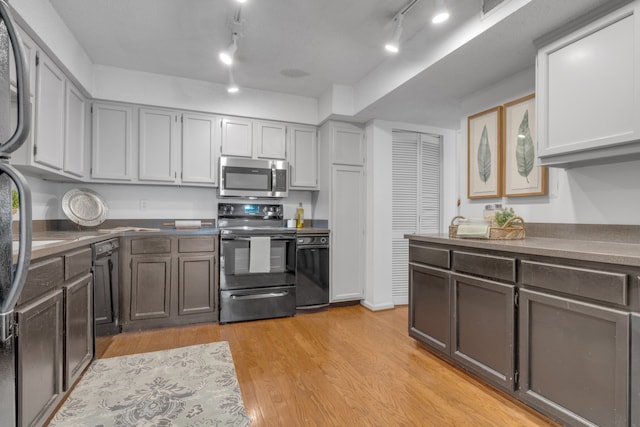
[50,342,250,426]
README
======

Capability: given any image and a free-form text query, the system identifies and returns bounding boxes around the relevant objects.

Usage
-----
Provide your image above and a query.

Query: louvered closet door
[392,132,441,305]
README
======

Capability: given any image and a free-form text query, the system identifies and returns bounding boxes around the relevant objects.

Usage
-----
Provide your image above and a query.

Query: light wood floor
[96,305,559,427]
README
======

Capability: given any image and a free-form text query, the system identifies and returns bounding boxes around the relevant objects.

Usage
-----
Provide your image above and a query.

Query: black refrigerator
[0,1,33,426]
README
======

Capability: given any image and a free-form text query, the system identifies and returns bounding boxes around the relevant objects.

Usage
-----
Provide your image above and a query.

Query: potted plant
[12,189,19,215]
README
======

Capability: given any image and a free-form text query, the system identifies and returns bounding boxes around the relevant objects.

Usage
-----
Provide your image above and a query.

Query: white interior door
[391,131,441,305]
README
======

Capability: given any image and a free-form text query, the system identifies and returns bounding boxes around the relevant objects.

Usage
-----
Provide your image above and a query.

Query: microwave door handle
[0,0,31,153]
[271,164,277,193]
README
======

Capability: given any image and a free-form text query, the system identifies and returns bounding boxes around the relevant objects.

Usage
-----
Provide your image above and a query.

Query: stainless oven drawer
[219,285,296,324]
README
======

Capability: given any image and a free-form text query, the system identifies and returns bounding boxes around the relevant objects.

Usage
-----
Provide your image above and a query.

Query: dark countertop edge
[296,228,331,234]
[405,233,640,268]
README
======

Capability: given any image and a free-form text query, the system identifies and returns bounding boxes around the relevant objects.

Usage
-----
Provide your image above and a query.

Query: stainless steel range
[218,203,297,324]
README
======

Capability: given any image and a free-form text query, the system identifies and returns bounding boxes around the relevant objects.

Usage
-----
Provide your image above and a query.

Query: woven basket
[449,216,525,240]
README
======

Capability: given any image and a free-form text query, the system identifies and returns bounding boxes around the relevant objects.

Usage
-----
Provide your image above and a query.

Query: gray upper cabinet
[331,123,365,166]
[63,81,86,177]
[536,2,640,167]
[138,107,178,183]
[181,112,219,186]
[91,102,134,180]
[253,120,287,160]
[221,116,253,157]
[288,124,318,189]
[519,288,629,427]
[34,51,65,170]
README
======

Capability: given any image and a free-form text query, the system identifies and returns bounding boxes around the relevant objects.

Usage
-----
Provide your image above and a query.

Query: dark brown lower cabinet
[451,273,515,392]
[16,290,64,427]
[519,288,629,427]
[632,314,640,427]
[130,256,172,320]
[178,254,216,316]
[408,263,451,356]
[63,273,93,390]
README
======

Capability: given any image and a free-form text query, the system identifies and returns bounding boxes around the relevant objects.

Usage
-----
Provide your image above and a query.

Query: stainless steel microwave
[219,156,288,198]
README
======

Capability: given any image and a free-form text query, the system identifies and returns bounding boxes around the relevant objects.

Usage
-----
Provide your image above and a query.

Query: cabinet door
[63,273,93,391]
[91,102,133,180]
[331,123,365,166]
[139,108,177,182]
[409,263,451,356]
[130,256,171,320]
[537,4,640,166]
[9,27,37,97]
[288,125,318,189]
[221,116,253,157]
[16,290,64,427]
[182,113,218,185]
[63,81,86,177]
[178,254,216,316]
[330,165,365,301]
[254,120,286,159]
[34,52,65,170]
[519,289,629,427]
[93,256,113,325]
[632,313,640,427]
[451,273,515,391]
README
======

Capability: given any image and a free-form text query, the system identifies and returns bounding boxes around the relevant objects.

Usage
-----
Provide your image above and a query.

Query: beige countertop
[405,233,640,268]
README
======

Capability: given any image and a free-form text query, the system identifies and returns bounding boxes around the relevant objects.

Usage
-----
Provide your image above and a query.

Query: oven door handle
[223,235,295,241]
[297,245,329,250]
[231,291,289,300]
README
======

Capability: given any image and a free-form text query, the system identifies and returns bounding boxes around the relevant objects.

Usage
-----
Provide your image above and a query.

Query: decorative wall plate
[62,188,108,226]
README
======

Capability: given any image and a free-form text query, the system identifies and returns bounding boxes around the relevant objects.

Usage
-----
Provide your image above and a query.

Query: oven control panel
[218,203,283,219]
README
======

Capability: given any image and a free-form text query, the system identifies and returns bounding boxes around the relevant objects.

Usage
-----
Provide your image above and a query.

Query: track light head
[432,0,450,24]
[384,15,403,53]
[219,33,238,66]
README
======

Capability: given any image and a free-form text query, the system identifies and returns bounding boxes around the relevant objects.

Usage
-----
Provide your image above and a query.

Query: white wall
[25,177,314,224]
[458,67,640,225]
[363,119,457,310]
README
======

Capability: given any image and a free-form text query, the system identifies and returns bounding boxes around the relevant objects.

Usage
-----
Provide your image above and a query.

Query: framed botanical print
[502,94,548,197]
[467,106,502,199]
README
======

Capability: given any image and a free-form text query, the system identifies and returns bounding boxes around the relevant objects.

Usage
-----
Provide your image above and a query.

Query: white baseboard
[361,300,395,311]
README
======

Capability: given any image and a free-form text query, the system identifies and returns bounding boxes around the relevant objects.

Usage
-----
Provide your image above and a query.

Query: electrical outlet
[140,199,147,210]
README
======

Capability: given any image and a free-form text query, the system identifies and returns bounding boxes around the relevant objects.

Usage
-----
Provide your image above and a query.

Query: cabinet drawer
[64,248,92,280]
[521,260,628,305]
[18,257,64,305]
[452,251,515,283]
[178,236,216,253]
[409,244,450,269]
[131,237,171,255]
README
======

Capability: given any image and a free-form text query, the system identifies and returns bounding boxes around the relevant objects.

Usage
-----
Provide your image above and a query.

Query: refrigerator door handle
[0,0,31,154]
[0,163,31,342]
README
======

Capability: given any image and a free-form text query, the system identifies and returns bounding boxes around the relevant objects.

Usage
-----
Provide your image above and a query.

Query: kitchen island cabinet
[121,235,218,331]
[406,235,640,427]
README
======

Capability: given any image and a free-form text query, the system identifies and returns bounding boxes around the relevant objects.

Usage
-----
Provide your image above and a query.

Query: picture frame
[502,94,548,197]
[467,106,502,199]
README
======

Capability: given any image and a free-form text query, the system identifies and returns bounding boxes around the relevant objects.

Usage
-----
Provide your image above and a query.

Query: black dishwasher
[296,234,330,310]
[92,239,120,336]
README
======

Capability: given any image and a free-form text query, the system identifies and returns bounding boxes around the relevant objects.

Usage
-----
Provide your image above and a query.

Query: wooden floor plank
[95,305,559,427]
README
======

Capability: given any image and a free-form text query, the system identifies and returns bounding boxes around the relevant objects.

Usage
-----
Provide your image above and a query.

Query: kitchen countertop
[406,233,640,268]
[13,228,219,262]
[296,228,330,234]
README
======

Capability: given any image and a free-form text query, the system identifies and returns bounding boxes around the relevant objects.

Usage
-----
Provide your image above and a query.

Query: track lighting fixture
[235,0,247,3]
[227,68,239,93]
[432,0,450,24]
[219,33,238,66]
[384,15,403,53]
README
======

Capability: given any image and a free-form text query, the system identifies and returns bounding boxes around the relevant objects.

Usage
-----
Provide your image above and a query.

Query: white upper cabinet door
[9,28,37,98]
[254,120,286,159]
[63,82,86,177]
[288,125,318,189]
[91,102,133,180]
[34,52,65,170]
[139,108,177,182]
[331,123,365,166]
[537,3,640,166]
[182,113,219,186]
[221,117,253,157]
